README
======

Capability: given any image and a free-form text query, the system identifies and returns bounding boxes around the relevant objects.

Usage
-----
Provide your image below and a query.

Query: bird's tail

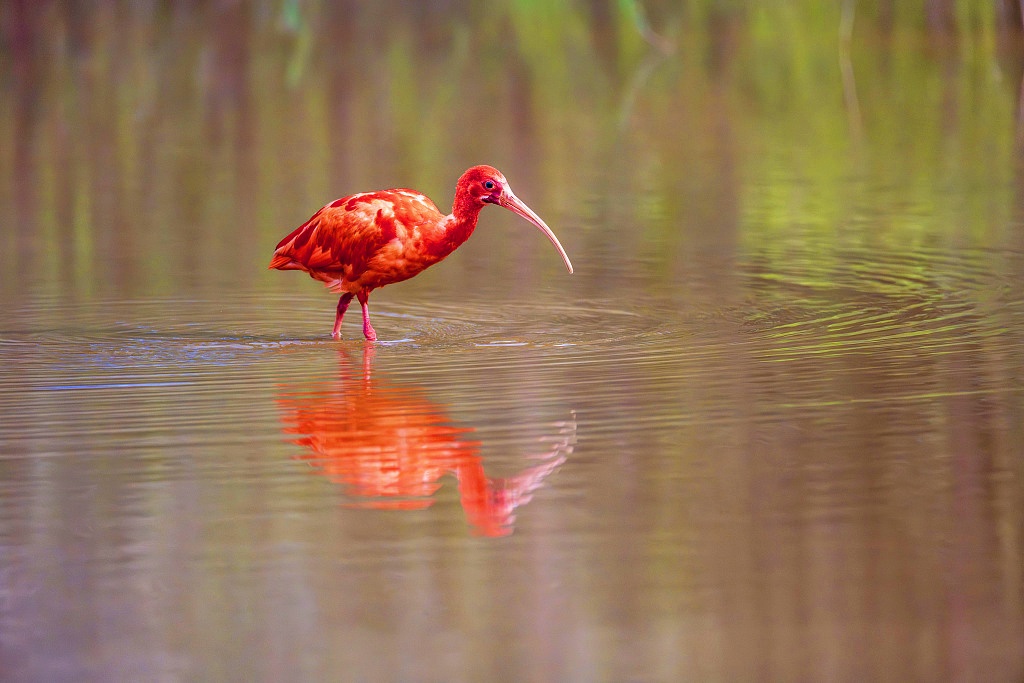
[268,252,300,270]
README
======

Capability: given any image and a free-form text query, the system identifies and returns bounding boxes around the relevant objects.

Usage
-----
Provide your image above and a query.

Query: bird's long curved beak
[499,190,574,274]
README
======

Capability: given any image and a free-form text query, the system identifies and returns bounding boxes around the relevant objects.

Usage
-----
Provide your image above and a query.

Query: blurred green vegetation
[1,1,1022,301]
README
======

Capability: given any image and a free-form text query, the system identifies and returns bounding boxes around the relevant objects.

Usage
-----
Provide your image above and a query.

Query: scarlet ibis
[269,165,573,340]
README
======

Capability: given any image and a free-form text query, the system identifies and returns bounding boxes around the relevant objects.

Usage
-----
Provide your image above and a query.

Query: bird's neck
[430,202,482,256]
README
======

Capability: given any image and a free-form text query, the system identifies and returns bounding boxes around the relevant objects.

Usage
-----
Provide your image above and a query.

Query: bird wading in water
[269,165,573,340]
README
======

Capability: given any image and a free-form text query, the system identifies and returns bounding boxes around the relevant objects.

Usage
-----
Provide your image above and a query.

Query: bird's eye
[483,180,495,190]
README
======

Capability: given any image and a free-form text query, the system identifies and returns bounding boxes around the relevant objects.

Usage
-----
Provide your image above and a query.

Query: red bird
[269,165,573,340]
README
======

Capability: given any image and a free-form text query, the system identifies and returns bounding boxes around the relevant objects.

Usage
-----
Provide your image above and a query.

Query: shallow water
[3,4,1024,682]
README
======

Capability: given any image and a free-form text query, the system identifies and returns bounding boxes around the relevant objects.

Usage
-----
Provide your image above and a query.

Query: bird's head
[459,165,508,207]
[456,165,574,274]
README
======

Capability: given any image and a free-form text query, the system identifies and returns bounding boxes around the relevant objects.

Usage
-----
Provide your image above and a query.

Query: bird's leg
[357,291,377,341]
[332,293,354,339]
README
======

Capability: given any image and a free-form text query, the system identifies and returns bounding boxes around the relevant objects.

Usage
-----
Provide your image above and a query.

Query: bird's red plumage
[269,189,470,294]
[269,165,571,340]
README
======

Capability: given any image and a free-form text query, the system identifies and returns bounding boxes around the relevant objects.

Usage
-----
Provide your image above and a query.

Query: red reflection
[276,344,574,537]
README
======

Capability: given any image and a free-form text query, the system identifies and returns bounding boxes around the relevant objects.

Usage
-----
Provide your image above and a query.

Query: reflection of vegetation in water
[1,2,1021,300]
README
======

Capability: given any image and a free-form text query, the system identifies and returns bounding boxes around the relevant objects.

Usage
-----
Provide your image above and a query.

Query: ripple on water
[0,244,1020,388]
[734,245,1021,363]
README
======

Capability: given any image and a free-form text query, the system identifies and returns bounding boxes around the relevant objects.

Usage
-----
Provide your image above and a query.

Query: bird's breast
[348,235,443,289]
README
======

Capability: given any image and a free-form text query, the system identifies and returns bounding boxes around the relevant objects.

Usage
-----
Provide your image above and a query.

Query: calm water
[3,4,1024,682]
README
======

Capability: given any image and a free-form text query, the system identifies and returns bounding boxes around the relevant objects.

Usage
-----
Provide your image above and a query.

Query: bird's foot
[363,324,377,342]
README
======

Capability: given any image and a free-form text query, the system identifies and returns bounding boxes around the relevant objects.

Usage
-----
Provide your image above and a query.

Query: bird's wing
[269,194,406,273]
[270,190,445,272]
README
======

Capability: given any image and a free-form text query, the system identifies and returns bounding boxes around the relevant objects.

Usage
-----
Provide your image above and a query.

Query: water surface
[2,4,1024,682]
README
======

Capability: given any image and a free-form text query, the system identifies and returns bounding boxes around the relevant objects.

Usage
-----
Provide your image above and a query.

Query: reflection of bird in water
[275,344,576,537]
